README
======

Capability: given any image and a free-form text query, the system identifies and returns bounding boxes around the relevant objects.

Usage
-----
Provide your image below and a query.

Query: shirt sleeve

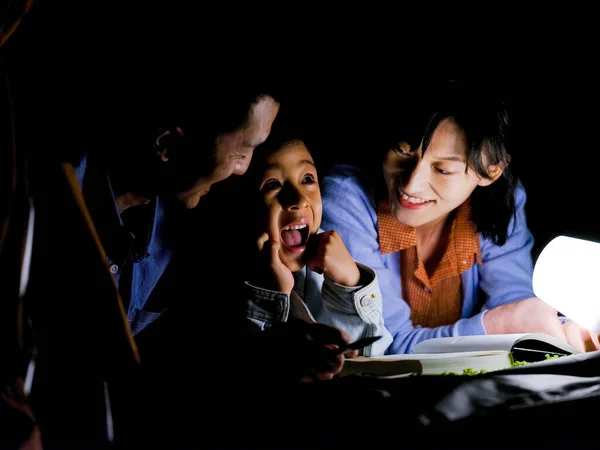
[321,164,489,354]
[243,281,290,331]
[319,263,393,356]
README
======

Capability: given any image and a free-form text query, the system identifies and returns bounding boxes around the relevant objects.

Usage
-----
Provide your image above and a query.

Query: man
[75,67,366,442]
[9,24,358,441]
[73,77,280,335]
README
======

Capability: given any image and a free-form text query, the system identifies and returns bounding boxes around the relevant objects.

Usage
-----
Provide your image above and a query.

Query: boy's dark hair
[230,109,315,275]
[372,79,516,245]
[244,108,314,185]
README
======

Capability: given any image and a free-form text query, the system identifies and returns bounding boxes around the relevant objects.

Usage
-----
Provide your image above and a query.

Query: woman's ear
[154,127,184,162]
[478,163,504,187]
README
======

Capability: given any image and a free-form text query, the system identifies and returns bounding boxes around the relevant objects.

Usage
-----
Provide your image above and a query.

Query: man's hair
[130,72,281,153]
[94,59,282,195]
[112,59,280,142]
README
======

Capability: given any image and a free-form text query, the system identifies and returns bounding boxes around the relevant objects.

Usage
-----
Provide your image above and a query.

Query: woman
[321,80,578,354]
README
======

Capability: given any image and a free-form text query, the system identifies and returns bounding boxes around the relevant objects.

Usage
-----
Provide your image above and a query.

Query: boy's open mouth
[280,223,310,249]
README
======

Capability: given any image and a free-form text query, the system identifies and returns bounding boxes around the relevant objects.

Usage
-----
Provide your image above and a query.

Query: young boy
[242,124,392,359]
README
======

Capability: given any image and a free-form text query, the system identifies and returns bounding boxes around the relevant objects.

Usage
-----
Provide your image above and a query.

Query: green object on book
[441,368,488,376]
[340,333,577,378]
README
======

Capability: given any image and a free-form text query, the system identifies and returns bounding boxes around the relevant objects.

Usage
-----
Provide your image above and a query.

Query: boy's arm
[244,281,291,330]
[319,263,393,356]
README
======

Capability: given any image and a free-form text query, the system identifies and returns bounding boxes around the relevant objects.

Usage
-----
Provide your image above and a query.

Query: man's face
[176,95,280,208]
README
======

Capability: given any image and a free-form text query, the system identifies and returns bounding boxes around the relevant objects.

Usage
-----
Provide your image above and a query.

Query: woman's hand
[563,319,600,352]
[483,297,567,340]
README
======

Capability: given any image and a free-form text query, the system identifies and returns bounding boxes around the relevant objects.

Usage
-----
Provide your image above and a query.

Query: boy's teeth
[282,224,307,230]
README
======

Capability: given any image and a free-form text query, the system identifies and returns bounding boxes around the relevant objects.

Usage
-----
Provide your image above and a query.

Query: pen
[337,335,382,354]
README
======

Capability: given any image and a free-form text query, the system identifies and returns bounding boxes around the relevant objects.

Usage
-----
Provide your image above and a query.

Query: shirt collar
[82,162,160,267]
[377,199,482,266]
[377,200,416,255]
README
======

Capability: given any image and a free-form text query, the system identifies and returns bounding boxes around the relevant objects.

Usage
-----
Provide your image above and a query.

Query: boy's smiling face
[258,140,322,272]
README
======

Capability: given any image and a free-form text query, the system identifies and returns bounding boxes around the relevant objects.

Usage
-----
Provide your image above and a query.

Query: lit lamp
[533,235,600,333]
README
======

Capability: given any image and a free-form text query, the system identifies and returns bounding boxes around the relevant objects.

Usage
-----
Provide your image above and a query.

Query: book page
[412,334,530,354]
[365,350,509,361]
[513,333,577,355]
[420,351,513,375]
[341,350,512,377]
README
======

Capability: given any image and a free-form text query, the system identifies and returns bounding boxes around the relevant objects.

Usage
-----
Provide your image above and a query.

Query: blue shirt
[73,155,176,335]
[321,164,536,354]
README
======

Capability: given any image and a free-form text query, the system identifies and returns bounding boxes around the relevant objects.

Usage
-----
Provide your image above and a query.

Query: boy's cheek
[312,204,323,230]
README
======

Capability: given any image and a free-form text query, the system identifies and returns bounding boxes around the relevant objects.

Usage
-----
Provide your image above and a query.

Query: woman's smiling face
[383,118,485,229]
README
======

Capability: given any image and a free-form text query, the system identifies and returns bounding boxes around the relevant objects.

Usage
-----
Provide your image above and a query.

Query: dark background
[258,51,600,261]
[7,2,600,261]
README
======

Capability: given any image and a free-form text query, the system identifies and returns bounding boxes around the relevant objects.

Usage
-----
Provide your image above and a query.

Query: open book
[340,333,578,377]
[412,333,577,362]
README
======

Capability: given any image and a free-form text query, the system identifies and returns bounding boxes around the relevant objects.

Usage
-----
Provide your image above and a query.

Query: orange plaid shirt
[377,200,482,328]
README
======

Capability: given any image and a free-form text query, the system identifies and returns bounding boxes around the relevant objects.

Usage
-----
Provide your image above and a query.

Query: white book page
[365,350,509,361]
[412,334,530,354]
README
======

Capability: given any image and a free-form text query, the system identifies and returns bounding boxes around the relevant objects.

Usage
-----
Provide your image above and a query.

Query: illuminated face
[176,95,280,208]
[258,141,322,272]
[383,118,489,229]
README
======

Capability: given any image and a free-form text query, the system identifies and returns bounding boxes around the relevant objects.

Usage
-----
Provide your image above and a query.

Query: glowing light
[533,235,600,332]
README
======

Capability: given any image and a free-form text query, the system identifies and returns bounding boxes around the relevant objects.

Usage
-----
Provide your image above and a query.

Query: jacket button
[109,264,119,274]
[360,295,373,307]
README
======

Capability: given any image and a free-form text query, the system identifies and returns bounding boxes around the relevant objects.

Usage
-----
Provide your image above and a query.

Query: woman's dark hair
[372,79,516,246]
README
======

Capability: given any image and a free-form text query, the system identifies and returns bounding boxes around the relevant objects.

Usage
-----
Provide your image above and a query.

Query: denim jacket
[245,262,393,356]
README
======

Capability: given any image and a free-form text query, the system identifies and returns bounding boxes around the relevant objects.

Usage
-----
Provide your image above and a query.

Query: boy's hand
[297,323,359,382]
[306,230,360,287]
[257,232,295,295]
[263,319,358,382]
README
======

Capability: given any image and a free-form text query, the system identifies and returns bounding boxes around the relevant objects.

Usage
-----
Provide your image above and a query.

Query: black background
[7,2,600,261]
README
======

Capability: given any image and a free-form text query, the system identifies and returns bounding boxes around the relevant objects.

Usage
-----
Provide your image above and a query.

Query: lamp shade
[533,235,600,332]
